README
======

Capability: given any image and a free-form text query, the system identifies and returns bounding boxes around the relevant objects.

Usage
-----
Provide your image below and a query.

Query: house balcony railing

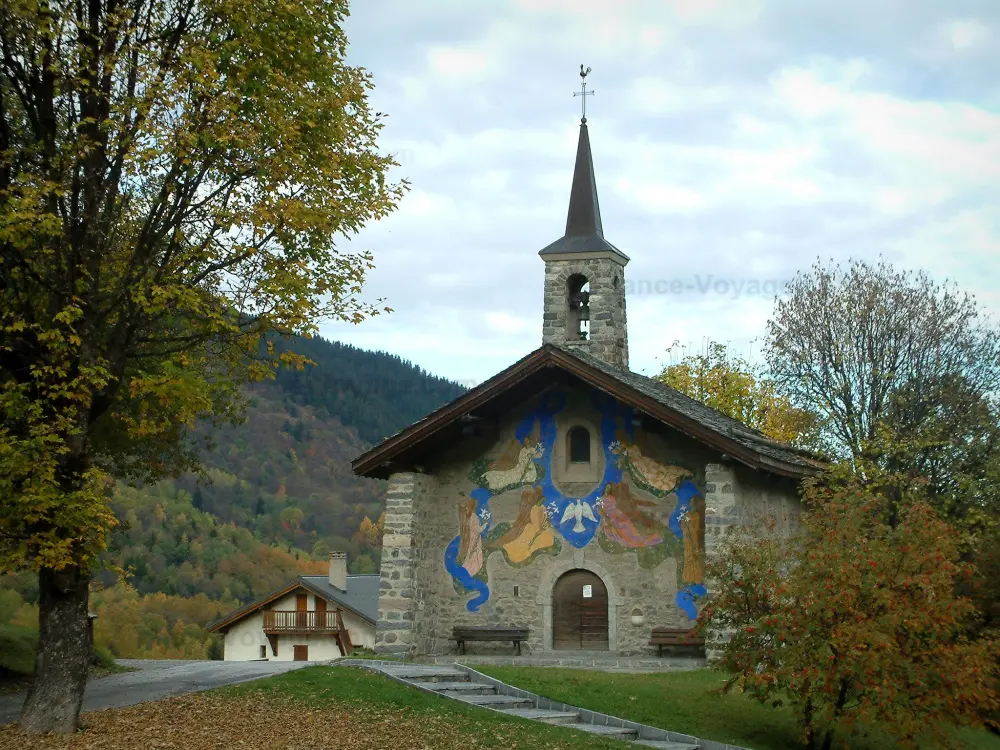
[262,610,343,634]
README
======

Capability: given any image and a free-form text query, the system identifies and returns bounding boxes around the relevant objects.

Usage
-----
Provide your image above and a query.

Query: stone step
[573,723,640,739]
[379,667,469,683]
[501,708,580,725]
[458,694,534,709]
[350,661,721,750]
[411,680,495,695]
[426,655,707,672]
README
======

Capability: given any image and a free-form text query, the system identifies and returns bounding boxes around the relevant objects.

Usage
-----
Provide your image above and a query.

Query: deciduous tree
[1,0,404,731]
[698,462,1000,749]
[766,259,1000,531]
[657,340,821,449]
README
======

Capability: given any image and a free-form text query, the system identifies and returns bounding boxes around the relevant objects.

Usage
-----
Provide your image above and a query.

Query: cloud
[327,0,1000,384]
[944,18,992,50]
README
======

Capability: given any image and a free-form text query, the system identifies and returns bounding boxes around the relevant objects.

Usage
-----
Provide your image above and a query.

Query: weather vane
[574,64,594,122]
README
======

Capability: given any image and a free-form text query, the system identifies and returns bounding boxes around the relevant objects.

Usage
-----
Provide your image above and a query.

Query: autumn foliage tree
[698,462,1000,749]
[1,0,404,732]
[766,259,1000,534]
[657,340,820,449]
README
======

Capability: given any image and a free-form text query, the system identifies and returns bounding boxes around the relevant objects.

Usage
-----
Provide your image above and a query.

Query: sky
[320,0,1000,387]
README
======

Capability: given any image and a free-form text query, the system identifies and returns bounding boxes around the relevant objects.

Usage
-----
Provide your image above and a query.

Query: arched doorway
[552,569,608,650]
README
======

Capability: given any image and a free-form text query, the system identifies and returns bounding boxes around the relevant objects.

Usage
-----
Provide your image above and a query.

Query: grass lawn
[476,666,1000,750]
[0,665,630,749]
[0,623,128,693]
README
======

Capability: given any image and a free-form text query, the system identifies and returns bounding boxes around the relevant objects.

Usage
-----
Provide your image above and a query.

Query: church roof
[538,119,629,262]
[351,344,825,480]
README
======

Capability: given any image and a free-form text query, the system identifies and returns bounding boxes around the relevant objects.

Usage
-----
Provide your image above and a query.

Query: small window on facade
[513,585,520,598]
[568,426,591,464]
[260,645,267,659]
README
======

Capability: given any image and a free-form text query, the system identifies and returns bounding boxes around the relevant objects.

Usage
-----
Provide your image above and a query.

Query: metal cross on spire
[574,64,594,122]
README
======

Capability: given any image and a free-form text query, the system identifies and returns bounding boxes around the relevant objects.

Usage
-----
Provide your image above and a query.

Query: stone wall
[373,383,805,658]
[541,255,629,369]
[375,471,436,655]
[702,461,803,660]
[704,461,803,553]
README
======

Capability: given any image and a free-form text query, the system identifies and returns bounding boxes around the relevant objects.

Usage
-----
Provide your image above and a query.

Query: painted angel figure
[482,432,544,490]
[457,498,484,576]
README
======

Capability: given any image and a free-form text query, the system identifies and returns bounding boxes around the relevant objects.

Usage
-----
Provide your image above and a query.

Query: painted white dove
[560,499,597,533]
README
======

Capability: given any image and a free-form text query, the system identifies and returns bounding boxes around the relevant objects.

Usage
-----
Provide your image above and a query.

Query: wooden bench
[649,627,705,657]
[453,626,529,656]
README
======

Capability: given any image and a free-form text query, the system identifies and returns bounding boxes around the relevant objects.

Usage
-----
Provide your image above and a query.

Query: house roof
[299,575,379,623]
[351,343,825,480]
[538,119,629,263]
[207,574,380,634]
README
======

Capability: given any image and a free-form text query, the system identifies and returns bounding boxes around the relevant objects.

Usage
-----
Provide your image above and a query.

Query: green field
[0,624,124,684]
[476,665,1000,750]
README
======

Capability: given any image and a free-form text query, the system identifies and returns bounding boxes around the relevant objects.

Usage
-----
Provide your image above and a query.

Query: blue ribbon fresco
[670,479,707,620]
[534,392,634,549]
[443,486,493,611]
[444,388,714,619]
[444,391,637,611]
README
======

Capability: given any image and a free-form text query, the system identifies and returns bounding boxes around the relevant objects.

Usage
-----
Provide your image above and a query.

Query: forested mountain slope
[1,336,466,658]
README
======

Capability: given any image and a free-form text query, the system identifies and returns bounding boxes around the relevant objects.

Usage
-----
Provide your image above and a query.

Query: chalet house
[208,552,378,661]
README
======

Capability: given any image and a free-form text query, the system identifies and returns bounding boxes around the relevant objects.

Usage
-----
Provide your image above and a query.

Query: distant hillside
[1,335,466,658]
[160,334,466,577]
[269,335,466,445]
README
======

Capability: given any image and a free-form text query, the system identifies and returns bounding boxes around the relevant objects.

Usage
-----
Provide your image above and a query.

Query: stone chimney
[328,551,347,591]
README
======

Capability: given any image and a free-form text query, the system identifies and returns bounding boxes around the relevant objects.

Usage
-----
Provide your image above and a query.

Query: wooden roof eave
[207,580,303,633]
[352,344,821,481]
[351,347,554,478]
[545,348,819,479]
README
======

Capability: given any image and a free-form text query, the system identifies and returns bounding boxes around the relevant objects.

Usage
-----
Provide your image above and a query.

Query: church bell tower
[539,66,629,370]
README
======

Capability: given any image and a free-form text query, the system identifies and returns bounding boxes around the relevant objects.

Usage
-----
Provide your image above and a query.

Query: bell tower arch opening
[567,273,590,341]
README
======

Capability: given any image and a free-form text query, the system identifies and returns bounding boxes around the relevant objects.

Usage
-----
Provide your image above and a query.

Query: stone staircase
[343,660,750,750]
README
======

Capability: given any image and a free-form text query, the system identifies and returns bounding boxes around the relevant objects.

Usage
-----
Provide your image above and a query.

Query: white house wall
[221,590,375,661]
[342,609,375,650]
[224,612,269,661]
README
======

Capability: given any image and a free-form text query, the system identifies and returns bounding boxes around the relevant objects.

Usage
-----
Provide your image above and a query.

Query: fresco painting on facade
[671,480,708,619]
[444,485,494,609]
[609,440,708,619]
[442,387,708,620]
[599,480,664,548]
[485,486,562,565]
[616,438,693,495]
[471,424,543,493]
[457,497,486,577]
[534,391,633,549]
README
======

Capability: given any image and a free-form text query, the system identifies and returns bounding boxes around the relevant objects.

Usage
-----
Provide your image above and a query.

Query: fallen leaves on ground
[0,690,592,750]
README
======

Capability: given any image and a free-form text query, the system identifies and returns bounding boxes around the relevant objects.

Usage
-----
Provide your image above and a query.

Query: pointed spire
[538,118,629,261]
[565,119,603,238]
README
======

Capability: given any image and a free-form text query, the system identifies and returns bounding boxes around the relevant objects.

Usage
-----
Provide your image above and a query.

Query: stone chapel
[352,110,822,657]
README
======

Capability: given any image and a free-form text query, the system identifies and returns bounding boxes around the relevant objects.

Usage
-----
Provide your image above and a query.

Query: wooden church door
[552,570,609,650]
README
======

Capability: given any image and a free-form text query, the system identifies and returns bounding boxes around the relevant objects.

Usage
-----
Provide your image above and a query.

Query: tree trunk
[18,565,92,733]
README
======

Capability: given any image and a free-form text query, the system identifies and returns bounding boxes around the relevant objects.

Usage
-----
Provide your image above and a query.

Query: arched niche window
[568,426,591,464]
[567,274,590,341]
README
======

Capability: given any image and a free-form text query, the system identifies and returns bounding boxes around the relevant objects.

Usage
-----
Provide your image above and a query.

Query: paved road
[0,659,312,724]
